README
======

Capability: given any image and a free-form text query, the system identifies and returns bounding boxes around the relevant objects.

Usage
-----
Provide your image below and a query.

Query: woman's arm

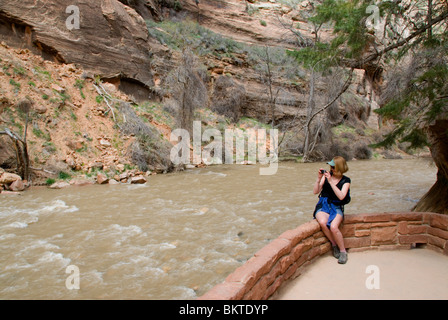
[313,169,326,195]
[329,181,350,201]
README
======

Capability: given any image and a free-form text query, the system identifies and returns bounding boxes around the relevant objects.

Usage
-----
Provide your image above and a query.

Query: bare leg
[315,211,336,245]
[329,214,346,252]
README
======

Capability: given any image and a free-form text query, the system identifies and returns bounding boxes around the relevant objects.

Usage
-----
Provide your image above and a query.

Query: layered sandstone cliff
[0,0,154,97]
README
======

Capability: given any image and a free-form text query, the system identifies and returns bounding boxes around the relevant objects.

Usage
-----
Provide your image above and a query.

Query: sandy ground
[274,249,448,300]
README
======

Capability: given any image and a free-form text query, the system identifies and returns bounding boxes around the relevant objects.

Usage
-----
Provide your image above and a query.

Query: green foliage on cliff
[290,0,448,150]
[147,19,242,57]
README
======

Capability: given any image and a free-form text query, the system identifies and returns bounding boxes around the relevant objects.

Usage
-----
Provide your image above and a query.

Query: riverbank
[0,153,433,195]
[0,165,150,193]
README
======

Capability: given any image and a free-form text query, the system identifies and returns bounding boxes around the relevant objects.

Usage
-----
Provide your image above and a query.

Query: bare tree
[275,11,354,161]
[210,75,246,122]
[258,46,283,128]
[164,49,208,134]
[0,99,32,181]
[249,45,301,130]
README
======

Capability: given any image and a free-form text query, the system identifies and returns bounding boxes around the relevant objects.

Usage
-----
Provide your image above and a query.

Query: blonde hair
[333,156,349,174]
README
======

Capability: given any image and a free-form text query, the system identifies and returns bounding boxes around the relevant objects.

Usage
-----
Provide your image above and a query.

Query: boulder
[96,173,109,184]
[33,104,48,114]
[49,181,71,189]
[101,82,118,94]
[99,138,112,148]
[66,140,84,151]
[130,175,147,184]
[108,179,120,185]
[70,178,94,186]
[118,172,129,181]
[0,172,21,185]
[9,179,25,191]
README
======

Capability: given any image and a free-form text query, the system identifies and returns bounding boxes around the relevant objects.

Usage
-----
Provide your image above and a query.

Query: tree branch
[93,83,117,122]
[348,10,448,69]
[307,68,354,126]
[1,128,25,144]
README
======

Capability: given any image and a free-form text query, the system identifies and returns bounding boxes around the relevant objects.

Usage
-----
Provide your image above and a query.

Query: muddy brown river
[0,158,437,299]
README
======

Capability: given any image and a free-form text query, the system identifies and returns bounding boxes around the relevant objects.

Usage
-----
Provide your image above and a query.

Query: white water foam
[5,221,29,229]
[203,171,227,177]
[38,199,79,214]
[0,200,78,232]
[37,251,71,269]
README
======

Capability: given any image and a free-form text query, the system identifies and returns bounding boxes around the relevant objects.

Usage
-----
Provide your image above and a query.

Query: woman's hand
[318,168,325,178]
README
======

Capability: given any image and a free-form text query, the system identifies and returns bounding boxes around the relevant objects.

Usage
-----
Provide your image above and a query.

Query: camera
[320,169,333,176]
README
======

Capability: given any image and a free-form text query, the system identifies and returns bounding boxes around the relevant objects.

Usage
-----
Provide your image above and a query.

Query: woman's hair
[333,156,349,174]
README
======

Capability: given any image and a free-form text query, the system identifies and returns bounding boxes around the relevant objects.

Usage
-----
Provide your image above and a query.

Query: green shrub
[9,79,21,92]
[58,171,71,180]
[74,79,86,99]
[96,95,104,104]
[146,19,242,57]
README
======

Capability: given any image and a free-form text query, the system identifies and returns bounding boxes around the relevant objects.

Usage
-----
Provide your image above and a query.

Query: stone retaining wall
[198,212,448,300]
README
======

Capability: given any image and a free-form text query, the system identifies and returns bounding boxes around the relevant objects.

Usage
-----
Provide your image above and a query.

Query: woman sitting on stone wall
[313,156,351,264]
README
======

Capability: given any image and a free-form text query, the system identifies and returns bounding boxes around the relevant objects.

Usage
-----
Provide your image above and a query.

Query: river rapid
[0,158,437,299]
